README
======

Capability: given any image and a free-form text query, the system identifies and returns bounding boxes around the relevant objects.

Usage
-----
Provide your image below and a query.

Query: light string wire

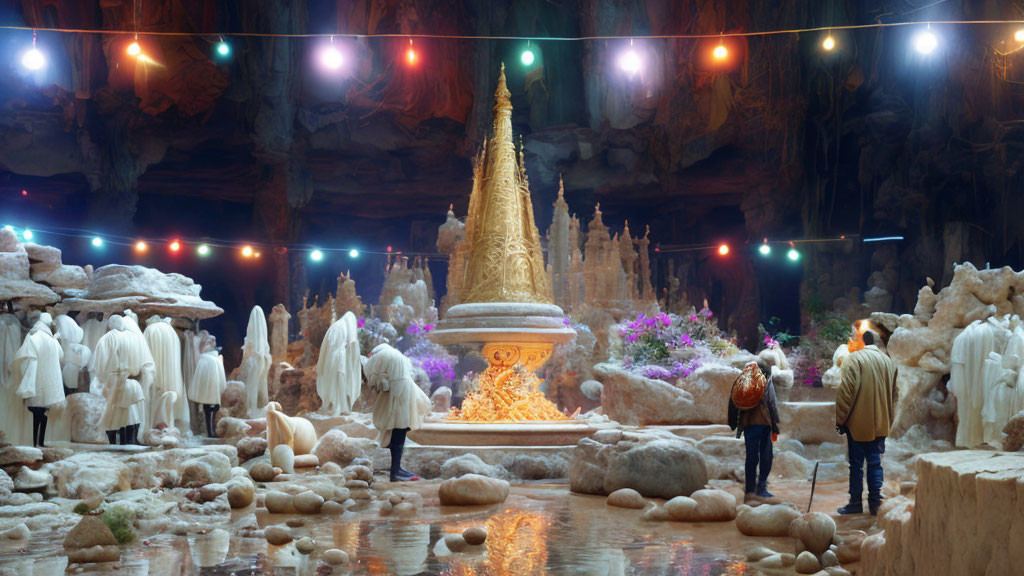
[1,19,1024,41]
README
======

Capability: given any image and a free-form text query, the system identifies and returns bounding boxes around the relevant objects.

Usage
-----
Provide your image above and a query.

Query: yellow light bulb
[1015,29,1024,43]
[127,41,141,57]
[713,45,728,60]
[823,36,835,51]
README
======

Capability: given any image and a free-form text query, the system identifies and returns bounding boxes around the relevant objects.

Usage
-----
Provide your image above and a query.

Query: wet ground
[0,476,865,576]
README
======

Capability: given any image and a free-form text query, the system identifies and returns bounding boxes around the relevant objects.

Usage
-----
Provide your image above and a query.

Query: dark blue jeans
[847,435,885,505]
[743,425,773,494]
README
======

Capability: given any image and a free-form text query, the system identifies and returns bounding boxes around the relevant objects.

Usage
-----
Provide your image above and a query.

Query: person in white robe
[80,312,107,355]
[316,312,362,416]
[189,337,226,437]
[12,314,64,447]
[241,306,272,417]
[362,344,430,481]
[0,313,28,445]
[144,315,189,430]
[91,315,155,444]
[54,315,90,394]
[981,325,1024,445]
[949,320,997,447]
[100,369,146,444]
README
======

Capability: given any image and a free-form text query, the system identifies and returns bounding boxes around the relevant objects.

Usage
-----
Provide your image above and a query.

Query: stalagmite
[268,304,291,364]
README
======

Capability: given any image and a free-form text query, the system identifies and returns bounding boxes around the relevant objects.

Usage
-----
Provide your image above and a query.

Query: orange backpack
[731,362,767,410]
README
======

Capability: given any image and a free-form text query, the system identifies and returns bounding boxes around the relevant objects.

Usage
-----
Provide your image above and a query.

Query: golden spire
[460,64,553,304]
[554,174,566,207]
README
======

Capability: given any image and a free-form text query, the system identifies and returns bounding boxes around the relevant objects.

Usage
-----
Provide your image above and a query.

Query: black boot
[204,404,219,438]
[106,430,119,445]
[28,407,47,447]
[38,411,48,448]
[388,429,417,481]
[130,424,141,445]
[119,426,129,446]
[30,410,41,448]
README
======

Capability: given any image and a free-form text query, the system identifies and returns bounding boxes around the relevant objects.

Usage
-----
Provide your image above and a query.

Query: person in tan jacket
[835,331,898,516]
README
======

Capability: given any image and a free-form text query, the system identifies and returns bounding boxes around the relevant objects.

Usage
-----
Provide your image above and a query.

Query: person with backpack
[836,330,898,516]
[728,362,781,501]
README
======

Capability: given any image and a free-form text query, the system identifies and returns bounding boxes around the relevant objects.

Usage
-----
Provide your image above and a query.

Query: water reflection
[0,488,754,576]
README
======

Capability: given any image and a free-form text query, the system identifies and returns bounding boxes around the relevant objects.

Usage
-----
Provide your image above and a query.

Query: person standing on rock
[836,330,898,516]
[728,362,780,501]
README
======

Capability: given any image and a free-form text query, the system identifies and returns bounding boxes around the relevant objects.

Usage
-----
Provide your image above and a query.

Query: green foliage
[708,337,739,357]
[813,312,853,346]
[72,502,92,516]
[630,333,670,365]
[99,506,135,544]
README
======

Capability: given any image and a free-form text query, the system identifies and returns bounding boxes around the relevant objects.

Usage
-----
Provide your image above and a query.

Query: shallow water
[0,483,768,576]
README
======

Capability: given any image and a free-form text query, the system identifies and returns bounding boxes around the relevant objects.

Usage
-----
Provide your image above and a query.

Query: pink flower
[626,333,640,343]
[357,317,366,328]
[688,315,698,322]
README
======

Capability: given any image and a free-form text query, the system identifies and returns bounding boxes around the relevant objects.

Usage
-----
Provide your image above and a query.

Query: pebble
[323,548,349,565]
[322,500,345,515]
[250,462,277,483]
[293,491,325,515]
[264,525,292,546]
[295,536,315,554]
[462,526,487,546]
[795,551,821,574]
[606,488,645,509]
[265,491,294,514]
[443,533,468,553]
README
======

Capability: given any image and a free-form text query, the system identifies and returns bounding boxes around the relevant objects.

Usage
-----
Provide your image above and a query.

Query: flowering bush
[618,312,679,365]
[402,317,456,388]
[615,305,735,382]
[406,319,435,336]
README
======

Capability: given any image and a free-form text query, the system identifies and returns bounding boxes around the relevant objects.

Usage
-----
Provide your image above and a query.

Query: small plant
[99,506,136,544]
[72,502,92,515]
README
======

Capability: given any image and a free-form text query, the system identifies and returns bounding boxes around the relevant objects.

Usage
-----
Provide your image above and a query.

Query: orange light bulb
[713,45,728,60]
[127,41,142,57]
[241,245,254,258]
[718,243,730,256]
[169,240,181,252]
[406,47,417,66]
[134,241,148,253]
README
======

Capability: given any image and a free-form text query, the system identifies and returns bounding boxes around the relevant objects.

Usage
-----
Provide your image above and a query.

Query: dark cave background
[1,0,1022,366]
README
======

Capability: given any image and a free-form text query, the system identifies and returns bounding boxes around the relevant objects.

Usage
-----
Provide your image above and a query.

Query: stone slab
[408,420,607,447]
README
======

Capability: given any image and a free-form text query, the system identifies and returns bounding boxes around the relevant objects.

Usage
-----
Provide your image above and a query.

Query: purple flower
[642,365,673,380]
[677,334,695,348]
[357,317,366,328]
[698,307,713,319]
[563,316,572,326]
[688,315,698,322]
[657,313,672,327]
[626,332,640,343]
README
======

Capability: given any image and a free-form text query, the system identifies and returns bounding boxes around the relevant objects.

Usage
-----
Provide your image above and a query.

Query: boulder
[833,530,865,563]
[1003,410,1024,451]
[595,363,698,425]
[249,461,277,483]
[570,432,708,499]
[180,452,232,488]
[606,488,645,509]
[67,545,121,564]
[63,516,118,551]
[0,446,42,466]
[311,429,375,467]
[236,436,268,462]
[226,478,255,509]
[44,453,131,499]
[679,364,741,424]
[438,474,510,506]
[779,402,841,445]
[736,503,802,536]
[440,454,504,479]
[790,512,836,556]
[13,467,50,491]
[0,523,29,540]
[54,264,223,320]
[264,491,294,514]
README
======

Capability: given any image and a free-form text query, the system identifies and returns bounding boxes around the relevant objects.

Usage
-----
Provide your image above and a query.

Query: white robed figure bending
[363,344,430,481]
[91,315,155,444]
[144,315,189,429]
[316,312,361,416]
[241,306,272,417]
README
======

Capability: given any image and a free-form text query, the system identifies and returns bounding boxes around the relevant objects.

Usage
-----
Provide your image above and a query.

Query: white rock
[570,434,708,499]
[821,550,840,567]
[438,474,509,506]
[594,363,697,425]
[264,491,294,514]
[680,364,741,424]
[54,264,223,320]
[790,512,836,556]
[293,491,324,514]
[271,444,295,474]
[311,429,375,467]
[606,488,645,509]
[0,446,43,466]
[0,523,29,540]
[264,525,292,546]
[13,467,50,491]
[780,402,841,445]
[323,548,349,565]
[440,454,504,479]
[794,551,821,574]
[295,536,315,554]
[736,503,801,536]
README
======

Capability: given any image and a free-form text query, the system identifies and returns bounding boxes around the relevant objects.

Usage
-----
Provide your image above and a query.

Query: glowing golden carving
[441,510,552,576]
[456,63,553,305]
[448,343,569,422]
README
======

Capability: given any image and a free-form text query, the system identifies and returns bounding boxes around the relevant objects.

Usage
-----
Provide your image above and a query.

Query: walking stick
[807,461,820,513]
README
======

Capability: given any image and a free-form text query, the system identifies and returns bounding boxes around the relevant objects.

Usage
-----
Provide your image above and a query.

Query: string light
[310,249,323,262]
[169,239,181,252]
[241,245,254,258]
[717,243,730,256]
[21,30,45,71]
[134,241,148,253]
[405,38,417,66]
[521,40,535,66]
[22,229,33,241]
[619,38,641,75]
[787,248,801,261]
[914,26,939,55]
[197,244,210,256]
[348,249,359,258]
[1015,29,1024,43]
[91,237,103,247]
[822,34,836,51]
[320,36,343,70]
[713,43,728,60]
[215,37,230,56]
[127,32,142,57]
[759,243,771,256]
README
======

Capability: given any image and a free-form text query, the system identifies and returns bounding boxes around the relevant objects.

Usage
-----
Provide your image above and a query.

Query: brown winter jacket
[836,346,899,442]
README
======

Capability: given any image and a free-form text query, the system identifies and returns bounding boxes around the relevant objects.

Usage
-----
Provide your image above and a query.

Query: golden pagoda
[431,64,574,423]
[459,63,552,305]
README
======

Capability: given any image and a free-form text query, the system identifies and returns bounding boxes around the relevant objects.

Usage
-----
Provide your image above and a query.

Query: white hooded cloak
[362,344,429,447]
[241,306,272,417]
[316,312,361,416]
[190,349,227,406]
[0,314,28,444]
[144,316,189,428]
[91,315,155,431]
[13,318,65,409]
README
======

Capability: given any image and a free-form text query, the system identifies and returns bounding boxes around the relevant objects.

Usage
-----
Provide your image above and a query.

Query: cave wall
[1,0,1022,346]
